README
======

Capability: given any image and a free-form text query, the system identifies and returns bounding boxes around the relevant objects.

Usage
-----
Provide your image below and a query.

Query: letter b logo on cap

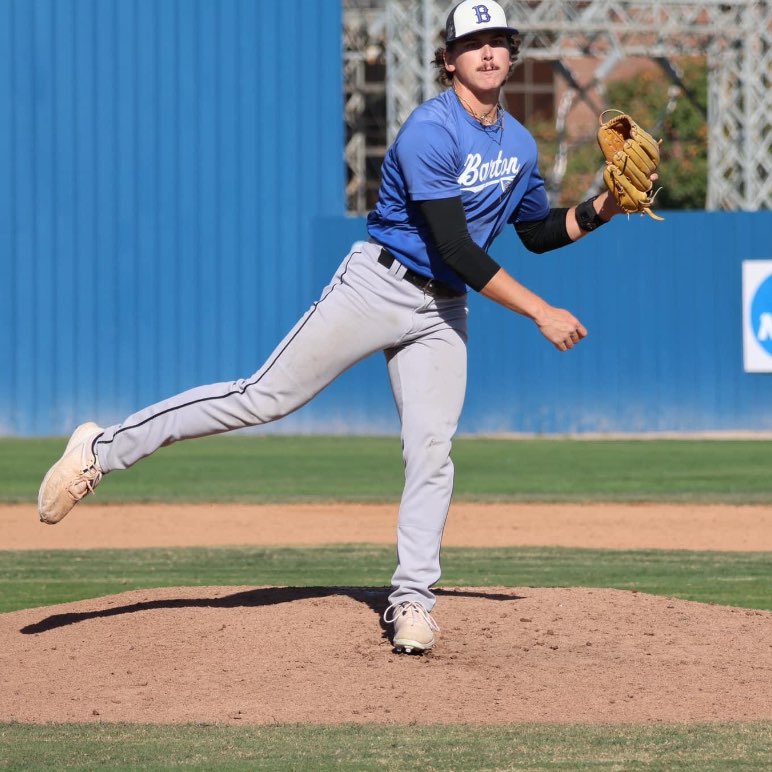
[446,0,517,43]
[473,5,491,23]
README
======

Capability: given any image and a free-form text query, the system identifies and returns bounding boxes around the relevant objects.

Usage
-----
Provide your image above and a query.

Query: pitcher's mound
[2,586,770,725]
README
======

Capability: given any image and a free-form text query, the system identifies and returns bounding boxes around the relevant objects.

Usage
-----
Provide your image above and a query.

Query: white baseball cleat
[38,422,105,525]
[383,600,439,653]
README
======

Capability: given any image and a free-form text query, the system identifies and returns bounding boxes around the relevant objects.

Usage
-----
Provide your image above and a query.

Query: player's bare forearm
[480,268,588,351]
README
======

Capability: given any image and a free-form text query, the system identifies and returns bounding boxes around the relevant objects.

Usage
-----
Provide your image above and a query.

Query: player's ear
[442,43,456,72]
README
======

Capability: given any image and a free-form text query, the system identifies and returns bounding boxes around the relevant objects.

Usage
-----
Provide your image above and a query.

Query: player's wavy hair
[432,33,521,87]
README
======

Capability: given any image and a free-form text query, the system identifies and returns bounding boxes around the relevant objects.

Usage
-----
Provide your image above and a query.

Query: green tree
[531,58,708,210]
[606,58,708,209]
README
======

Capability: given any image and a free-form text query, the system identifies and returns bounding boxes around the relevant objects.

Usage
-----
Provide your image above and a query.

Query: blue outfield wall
[0,0,345,436]
[307,211,772,435]
[1,1,770,436]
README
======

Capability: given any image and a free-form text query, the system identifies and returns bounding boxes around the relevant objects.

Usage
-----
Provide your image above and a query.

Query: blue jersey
[367,89,550,292]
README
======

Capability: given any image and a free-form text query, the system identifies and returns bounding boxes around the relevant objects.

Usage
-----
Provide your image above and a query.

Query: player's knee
[403,432,453,474]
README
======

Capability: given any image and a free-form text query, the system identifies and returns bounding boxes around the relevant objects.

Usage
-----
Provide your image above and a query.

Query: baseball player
[38,0,632,653]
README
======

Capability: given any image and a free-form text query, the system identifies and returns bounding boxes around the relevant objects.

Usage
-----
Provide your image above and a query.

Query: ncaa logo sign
[742,260,772,372]
[752,276,772,355]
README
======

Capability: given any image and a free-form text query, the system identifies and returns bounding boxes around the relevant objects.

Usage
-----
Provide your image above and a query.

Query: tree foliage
[531,58,708,209]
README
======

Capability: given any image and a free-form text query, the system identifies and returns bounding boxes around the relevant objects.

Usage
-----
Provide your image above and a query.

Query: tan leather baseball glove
[597,110,663,221]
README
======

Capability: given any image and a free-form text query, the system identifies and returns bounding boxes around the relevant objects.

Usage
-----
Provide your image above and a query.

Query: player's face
[445,31,511,94]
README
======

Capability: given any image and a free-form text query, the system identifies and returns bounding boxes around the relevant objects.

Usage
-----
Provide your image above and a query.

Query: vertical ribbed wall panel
[307,211,772,435]
[2,3,770,436]
[468,210,772,434]
[0,2,13,433]
[1,0,343,434]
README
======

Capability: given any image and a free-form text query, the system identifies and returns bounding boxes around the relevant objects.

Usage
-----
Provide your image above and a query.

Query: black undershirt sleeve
[417,197,500,292]
[514,208,572,254]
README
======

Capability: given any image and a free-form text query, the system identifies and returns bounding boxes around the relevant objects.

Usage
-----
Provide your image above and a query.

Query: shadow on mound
[20,585,524,635]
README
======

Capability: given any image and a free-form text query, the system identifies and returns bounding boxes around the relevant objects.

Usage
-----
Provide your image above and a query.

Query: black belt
[377,249,465,299]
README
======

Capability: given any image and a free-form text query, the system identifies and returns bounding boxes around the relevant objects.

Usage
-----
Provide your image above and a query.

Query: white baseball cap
[445,1,518,44]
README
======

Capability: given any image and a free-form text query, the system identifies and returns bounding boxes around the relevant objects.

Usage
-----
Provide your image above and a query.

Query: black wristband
[575,196,607,232]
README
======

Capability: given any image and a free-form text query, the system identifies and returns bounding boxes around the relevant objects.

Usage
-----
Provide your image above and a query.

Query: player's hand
[534,306,587,351]
[598,173,659,219]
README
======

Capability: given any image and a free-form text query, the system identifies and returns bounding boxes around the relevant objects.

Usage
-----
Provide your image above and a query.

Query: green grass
[4,436,770,768]
[1,722,770,770]
[2,435,771,503]
[2,545,770,613]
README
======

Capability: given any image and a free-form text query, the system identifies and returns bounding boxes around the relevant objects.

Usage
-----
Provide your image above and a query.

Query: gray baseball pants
[93,241,469,610]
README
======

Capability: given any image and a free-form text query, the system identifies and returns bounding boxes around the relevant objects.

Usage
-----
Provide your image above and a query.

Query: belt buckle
[425,277,456,298]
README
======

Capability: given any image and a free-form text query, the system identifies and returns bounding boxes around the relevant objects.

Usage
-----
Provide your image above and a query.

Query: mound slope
[2,586,770,725]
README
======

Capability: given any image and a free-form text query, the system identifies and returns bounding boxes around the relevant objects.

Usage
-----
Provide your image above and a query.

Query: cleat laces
[69,441,103,501]
[383,601,440,632]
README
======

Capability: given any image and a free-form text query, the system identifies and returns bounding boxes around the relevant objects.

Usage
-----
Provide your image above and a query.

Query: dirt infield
[4,501,772,551]
[2,502,771,725]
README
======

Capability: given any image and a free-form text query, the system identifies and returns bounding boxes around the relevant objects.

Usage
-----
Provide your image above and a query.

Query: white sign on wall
[742,260,772,373]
